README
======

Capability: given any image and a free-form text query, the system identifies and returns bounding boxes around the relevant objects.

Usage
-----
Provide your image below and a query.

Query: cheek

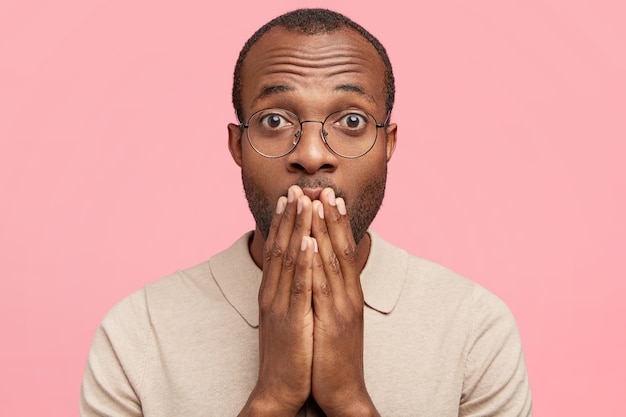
[339,161,387,200]
[241,157,287,196]
[345,153,387,181]
[242,150,270,176]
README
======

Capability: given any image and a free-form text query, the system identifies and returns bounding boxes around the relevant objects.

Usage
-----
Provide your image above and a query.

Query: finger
[276,191,313,309]
[311,198,346,300]
[319,189,362,298]
[259,195,288,301]
[261,186,301,306]
[311,238,334,317]
[290,236,314,318]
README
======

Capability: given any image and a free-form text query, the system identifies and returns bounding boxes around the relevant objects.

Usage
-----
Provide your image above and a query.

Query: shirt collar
[209,231,408,328]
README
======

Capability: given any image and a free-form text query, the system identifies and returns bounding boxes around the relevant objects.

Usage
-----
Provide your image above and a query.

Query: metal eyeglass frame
[239,108,390,159]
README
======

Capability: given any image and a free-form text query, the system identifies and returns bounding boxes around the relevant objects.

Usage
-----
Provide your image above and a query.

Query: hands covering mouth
[240,184,380,416]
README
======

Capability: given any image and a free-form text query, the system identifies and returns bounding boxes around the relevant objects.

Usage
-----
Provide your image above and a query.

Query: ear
[384,123,398,162]
[228,123,243,167]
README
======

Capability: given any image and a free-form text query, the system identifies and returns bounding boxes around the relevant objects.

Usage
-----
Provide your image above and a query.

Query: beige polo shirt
[80,231,531,416]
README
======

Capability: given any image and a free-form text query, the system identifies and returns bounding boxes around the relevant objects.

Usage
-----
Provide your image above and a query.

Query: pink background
[1,1,624,415]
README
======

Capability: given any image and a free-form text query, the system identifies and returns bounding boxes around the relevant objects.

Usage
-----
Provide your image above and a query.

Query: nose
[286,120,337,174]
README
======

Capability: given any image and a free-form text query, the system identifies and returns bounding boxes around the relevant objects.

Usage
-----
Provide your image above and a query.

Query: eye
[337,112,368,130]
[259,112,290,129]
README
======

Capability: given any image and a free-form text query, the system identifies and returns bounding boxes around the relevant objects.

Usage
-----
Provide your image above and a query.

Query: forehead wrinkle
[249,60,375,106]
[265,54,371,70]
[255,40,373,68]
[245,35,385,110]
[250,79,376,109]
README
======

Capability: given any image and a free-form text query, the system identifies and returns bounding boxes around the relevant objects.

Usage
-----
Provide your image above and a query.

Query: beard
[242,169,387,244]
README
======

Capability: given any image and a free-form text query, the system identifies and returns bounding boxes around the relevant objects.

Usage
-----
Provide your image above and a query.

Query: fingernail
[337,198,347,215]
[297,198,303,214]
[327,189,336,206]
[312,238,318,253]
[317,202,324,219]
[276,197,286,214]
[301,236,308,251]
[288,187,295,203]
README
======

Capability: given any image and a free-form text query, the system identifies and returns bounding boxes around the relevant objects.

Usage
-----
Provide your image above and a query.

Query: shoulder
[370,233,531,414]
[103,261,210,324]
[96,254,233,337]
[368,230,518,335]
[410,254,512,315]
[99,231,257,339]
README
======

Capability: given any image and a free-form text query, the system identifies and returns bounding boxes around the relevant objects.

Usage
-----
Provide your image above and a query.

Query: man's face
[228,27,397,243]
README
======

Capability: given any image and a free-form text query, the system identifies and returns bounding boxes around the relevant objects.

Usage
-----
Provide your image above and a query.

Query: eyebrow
[253,84,294,103]
[334,84,376,103]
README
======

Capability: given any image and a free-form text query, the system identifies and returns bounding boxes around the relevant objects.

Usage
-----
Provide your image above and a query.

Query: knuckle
[291,279,305,295]
[281,206,293,221]
[342,244,359,263]
[268,303,284,319]
[318,280,332,297]
[267,242,284,260]
[327,252,341,274]
[282,251,296,271]
[297,256,311,273]
[330,210,342,223]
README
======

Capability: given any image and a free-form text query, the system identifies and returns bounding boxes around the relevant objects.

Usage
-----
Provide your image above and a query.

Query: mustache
[281,177,346,200]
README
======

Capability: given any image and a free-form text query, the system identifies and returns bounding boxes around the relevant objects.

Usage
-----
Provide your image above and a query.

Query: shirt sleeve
[459,285,532,417]
[80,291,149,417]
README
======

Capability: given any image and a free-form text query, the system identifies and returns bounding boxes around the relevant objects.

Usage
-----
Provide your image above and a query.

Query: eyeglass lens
[246,108,379,158]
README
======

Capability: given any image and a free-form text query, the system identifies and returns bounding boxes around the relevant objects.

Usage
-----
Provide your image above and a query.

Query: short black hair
[232,8,395,122]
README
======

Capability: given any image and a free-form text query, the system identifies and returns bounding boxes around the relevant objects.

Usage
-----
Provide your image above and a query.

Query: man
[81,8,531,416]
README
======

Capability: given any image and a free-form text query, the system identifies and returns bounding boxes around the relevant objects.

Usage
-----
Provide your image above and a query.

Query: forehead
[240,27,387,114]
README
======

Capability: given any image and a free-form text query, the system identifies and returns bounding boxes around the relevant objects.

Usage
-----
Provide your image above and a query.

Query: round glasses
[240,108,388,158]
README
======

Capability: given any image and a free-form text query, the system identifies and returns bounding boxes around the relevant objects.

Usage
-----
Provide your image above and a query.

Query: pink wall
[1,1,624,415]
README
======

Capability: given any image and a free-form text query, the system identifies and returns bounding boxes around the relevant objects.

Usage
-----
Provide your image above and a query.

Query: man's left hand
[309,188,380,417]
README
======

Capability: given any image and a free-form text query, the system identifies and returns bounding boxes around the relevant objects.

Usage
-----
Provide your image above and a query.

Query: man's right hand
[239,186,316,416]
